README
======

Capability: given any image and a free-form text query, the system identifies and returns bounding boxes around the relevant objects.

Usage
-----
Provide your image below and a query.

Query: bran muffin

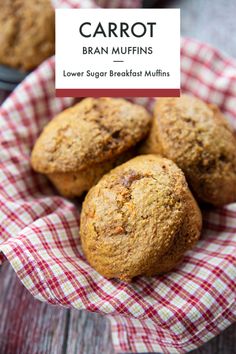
[47,149,134,198]
[141,95,236,206]
[0,0,55,71]
[80,155,202,282]
[31,98,151,197]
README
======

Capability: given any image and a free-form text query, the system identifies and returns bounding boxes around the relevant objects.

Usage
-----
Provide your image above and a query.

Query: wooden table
[0,0,236,353]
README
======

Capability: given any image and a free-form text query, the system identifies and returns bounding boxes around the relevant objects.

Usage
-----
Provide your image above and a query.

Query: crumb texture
[31,98,151,174]
[80,155,202,282]
[0,0,55,70]
[142,95,236,205]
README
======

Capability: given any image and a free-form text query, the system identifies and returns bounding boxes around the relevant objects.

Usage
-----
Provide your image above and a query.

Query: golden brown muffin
[141,95,236,206]
[80,155,202,282]
[47,149,134,198]
[0,0,55,71]
[31,98,151,197]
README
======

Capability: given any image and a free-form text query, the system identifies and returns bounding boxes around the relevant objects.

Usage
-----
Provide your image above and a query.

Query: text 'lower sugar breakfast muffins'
[0,0,55,71]
[141,94,236,206]
[80,155,202,282]
[31,98,151,197]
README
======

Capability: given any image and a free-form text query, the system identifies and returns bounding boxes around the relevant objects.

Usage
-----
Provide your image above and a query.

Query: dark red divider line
[56,89,180,97]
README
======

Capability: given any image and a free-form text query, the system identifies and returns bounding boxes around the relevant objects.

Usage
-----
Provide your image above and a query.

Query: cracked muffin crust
[80,155,202,282]
[141,95,236,206]
[0,0,55,71]
[31,98,151,197]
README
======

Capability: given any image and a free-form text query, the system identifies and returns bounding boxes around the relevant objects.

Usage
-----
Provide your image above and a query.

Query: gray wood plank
[190,323,236,354]
[144,0,236,59]
[0,263,67,354]
[0,263,114,354]
[66,310,114,354]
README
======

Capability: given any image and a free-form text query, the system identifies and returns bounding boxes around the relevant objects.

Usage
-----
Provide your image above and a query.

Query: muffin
[0,0,55,71]
[141,95,236,206]
[47,150,134,198]
[80,155,202,282]
[31,98,151,197]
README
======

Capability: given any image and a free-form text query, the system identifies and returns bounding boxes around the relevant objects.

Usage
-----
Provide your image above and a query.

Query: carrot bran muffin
[0,0,55,71]
[31,98,151,197]
[141,95,236,206]
[47,150,135,198]
[80,155,202,282]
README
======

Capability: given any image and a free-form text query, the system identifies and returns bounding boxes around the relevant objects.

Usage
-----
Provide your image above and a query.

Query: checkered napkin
[0,1,236,353]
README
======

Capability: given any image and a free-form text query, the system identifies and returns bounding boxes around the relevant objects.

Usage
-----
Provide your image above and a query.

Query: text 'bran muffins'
[31,98,151,197]
[142,94,236,206]
[0,0,55,71]
[80,155,202,282]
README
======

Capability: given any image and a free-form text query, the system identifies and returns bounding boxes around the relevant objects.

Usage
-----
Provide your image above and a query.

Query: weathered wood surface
[0,263,235,354]
[144,0,236,59]
[0,263,114,354]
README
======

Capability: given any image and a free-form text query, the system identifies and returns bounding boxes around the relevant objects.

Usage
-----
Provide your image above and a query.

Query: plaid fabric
[0,1,236,353]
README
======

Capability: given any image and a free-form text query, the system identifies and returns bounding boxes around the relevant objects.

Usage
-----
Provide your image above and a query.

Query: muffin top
[153,95,236,166]
[31,98,151,174]
[0,0,55,71]
[80,155,201,281]
[143,94,236,205]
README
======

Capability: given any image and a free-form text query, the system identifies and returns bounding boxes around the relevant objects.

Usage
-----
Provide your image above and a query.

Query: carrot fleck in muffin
[141,95,236,206]
[80,155,202,282]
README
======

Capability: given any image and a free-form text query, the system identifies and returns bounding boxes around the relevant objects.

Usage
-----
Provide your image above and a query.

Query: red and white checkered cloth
[0,1,236,353]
